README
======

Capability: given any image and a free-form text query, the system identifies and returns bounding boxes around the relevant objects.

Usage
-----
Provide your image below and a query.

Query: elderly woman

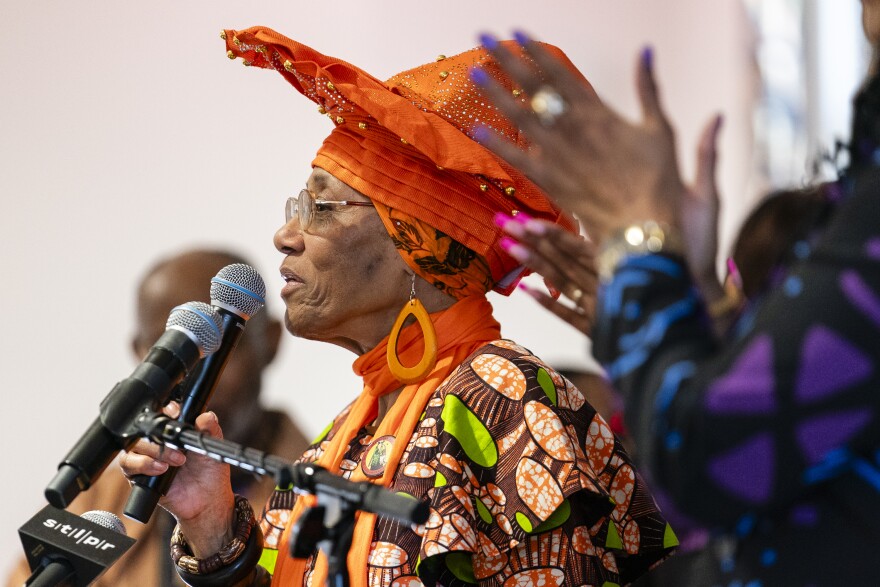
[121,28,674,587]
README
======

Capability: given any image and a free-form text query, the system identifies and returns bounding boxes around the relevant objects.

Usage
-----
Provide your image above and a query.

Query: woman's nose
[274,217,304,255]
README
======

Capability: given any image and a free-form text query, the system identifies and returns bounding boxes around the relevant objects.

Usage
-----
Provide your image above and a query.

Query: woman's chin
[283,312,310,338]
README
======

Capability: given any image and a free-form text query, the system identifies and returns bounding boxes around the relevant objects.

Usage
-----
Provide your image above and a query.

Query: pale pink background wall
[0,0,848,574]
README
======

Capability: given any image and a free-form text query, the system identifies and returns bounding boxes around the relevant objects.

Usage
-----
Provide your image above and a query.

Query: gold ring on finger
[530,85,567,126]
[569,287,584,303]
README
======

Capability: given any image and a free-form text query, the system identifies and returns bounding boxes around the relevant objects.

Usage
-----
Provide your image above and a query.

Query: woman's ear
[415,273,457,313]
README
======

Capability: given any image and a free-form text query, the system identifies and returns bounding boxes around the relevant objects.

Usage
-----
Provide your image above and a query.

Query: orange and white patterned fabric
[259,341,676,586]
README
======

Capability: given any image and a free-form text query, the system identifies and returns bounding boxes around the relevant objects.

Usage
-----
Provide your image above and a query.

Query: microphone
[124,264,266,523]
[45,302,224,509]
[19,505,135,586]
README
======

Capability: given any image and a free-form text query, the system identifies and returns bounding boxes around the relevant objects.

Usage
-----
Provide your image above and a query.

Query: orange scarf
[273,296,501,586]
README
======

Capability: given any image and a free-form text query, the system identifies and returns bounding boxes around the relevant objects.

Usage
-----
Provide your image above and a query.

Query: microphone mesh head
[210,263,266,320]
[81,510,128,536]
[166,301,224,355]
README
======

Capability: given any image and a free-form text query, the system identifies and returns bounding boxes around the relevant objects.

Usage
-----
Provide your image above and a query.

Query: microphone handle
[26,559,75,587]
[124,314,245,523]
[46,329,200,509]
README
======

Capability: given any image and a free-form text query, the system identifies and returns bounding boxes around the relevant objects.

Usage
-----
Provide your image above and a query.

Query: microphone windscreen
[166,301,224,356]
[210,264,266,319]
[79,510,127,536]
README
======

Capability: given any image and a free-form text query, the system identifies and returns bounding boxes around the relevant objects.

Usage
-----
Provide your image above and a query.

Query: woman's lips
[280,267,304,298]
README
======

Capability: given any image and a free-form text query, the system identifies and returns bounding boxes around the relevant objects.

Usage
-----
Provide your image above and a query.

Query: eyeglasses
[285,189,374,231]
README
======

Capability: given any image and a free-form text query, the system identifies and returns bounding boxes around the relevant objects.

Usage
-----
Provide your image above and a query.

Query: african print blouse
[258,341,676,586]
[593,169,880,585]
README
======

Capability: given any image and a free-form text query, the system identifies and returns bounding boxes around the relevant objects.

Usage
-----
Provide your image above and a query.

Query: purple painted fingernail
[479,33,499,50]
[641,46,654,71]
[513,30,531,46]
[512,211,533,224]
[469,66,489,85]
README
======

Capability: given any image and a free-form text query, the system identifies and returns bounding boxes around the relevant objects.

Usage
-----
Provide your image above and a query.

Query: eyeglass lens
[285,190,314,230]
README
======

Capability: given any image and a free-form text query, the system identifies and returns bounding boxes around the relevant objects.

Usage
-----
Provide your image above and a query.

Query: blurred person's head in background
[730,185,831,301]
[131,249,283,443]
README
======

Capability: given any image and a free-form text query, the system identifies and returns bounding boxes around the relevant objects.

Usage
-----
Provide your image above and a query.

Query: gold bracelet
[597,221,684,282]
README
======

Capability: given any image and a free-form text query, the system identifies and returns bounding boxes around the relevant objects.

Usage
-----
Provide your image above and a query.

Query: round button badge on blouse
[361,435,395,479]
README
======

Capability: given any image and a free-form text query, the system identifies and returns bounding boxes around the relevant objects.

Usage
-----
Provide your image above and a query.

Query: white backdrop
[0,0,762,574]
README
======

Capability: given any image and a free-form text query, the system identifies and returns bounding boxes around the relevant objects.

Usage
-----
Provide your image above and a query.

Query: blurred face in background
[864,0,880,46]
[132,251,281,440]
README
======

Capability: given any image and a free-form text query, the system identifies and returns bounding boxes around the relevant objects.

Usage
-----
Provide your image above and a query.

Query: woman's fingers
[473,124,555,191]
[120,449,170,477]
[497,216,598,319]
[499,216,597,275]
[478,33,544,96]
[119,437,185,479]
[118,406,222,483]
[195,410,223,439]
[128,437,185,465]
[519,282,593,334]
[163,401,181,419]
[635,48,663,123]
[692,113,723,204]
[500,231,578,293]
[469,67,558,163]
[512,30,599,105]
[532,236,598,296]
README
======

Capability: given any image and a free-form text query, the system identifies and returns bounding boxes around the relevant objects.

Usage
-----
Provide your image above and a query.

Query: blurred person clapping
[471,19,880,586]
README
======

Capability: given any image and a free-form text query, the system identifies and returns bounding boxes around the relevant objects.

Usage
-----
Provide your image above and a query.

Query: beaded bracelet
[171,495,262,586]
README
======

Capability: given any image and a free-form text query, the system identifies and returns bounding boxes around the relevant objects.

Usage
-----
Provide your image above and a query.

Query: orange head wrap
[223,27,587,296]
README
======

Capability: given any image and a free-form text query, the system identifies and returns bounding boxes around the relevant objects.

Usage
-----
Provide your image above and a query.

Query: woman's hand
[495,213,597,334]
[119,402,235,557]
[472,32,706,247]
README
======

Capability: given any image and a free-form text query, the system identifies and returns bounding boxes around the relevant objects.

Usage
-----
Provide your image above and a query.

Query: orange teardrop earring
[387,274,438,384]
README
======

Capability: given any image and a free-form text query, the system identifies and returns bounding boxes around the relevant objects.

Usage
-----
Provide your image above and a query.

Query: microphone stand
[134,411,429,587]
